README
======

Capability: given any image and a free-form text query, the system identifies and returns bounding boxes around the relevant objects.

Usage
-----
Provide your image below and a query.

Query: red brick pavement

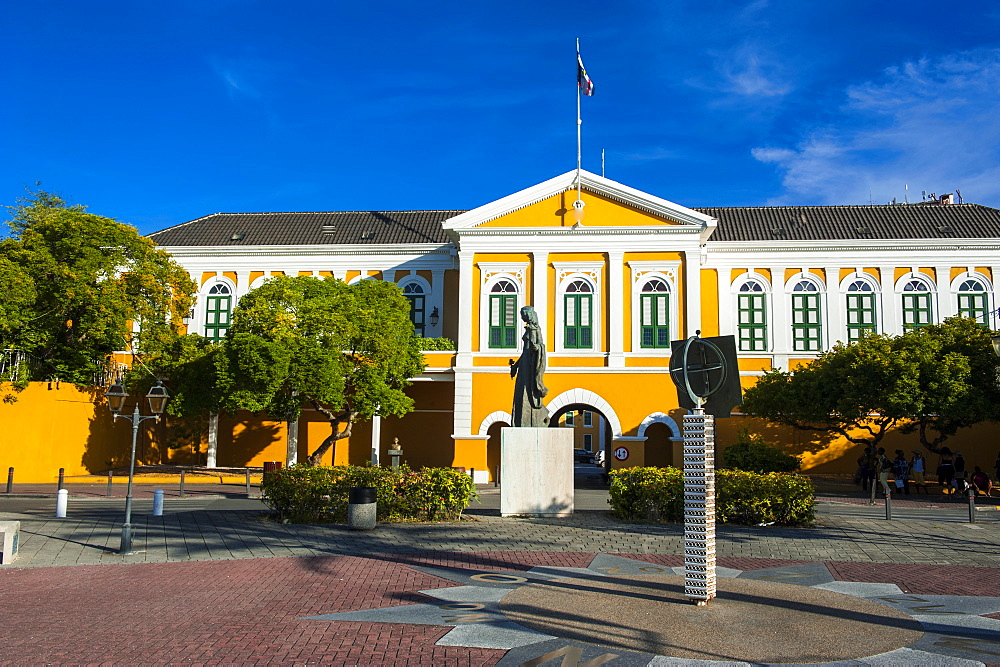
[3,551,999,664]
[826,561,1000,597]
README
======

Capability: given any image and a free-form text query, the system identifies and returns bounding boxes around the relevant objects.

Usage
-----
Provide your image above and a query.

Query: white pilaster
[880,265,901,335]
[717,267,733,336]
[824,267,843,347]
[430,269,446,338]
[532,251,548,334]
[935,265,954,320]
[608,251,625,367]
[992,265,1000,329]
[286,418,298,466]
[770,266,789,354]
[371,415,382,465]
[684,250,702,336]
[457,252,475,356]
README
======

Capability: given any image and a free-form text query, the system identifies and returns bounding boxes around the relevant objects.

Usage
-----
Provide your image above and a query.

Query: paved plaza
[2,483,1000,665]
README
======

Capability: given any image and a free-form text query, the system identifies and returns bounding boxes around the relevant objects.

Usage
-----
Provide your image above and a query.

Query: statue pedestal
[500,427,574,517]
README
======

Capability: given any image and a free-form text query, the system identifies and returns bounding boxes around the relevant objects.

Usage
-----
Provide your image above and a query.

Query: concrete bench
[0,521,19,564]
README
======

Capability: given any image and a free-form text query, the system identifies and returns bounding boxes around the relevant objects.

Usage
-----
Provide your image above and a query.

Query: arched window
[901,279,933,331]
[564,280,593,349]
[738,280,767,351]
[639,278,670,348]
[845,280,877,342]
[205,283,232,341]
[790,280,822,352]
[402,282,426,336]
[957,279,988,324]
[489,279,518,349]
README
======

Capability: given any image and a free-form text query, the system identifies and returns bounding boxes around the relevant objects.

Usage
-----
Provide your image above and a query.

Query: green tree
[216,275,425,465]
[741,318,1000,453]
[894,317,1000,451]
[0,189,196,386]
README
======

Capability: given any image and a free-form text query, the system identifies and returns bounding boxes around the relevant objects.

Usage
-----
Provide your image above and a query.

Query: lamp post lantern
[991,334,1000,359]
[105,379,169,554]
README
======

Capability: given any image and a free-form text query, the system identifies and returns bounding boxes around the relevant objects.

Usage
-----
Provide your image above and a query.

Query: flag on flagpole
[577,51,594,96]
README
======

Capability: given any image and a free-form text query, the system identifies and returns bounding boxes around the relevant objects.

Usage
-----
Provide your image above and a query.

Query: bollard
[245,469,251,497]
[968,488,976,524]
[152,489,164,516]
[179,470,186,498]
[56,489,68,518]
[347,486,377,530]
[885,490,892,521]
[470,467,475,483]
[106,471,113,497]
[58,468,65,491]
[6,467,12,493]
[494,465,500,488]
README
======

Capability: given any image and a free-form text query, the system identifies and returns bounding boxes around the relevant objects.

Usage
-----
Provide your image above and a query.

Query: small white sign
[613,446,630,461]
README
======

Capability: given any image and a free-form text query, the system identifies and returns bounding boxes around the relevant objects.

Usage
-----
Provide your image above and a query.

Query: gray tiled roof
[149,203,1000,247]
[695,204,1000,242]
[147,211,462,246]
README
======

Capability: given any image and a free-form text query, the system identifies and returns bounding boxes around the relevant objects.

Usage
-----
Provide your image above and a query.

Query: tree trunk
[305,398,355,466]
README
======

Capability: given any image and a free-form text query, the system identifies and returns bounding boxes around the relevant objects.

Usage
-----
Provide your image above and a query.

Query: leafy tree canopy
[216,275,426,465]
[0,189,196,386]
[740,318,1000,452]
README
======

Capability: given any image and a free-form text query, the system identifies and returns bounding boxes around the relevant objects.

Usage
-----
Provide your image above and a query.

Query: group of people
[855,447,1000,499]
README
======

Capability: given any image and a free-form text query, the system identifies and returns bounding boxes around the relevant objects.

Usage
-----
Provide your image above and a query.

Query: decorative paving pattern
[304,554,1000,665]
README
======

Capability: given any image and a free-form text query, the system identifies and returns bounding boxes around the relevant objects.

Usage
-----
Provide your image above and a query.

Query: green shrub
[416,337,457,351]
[261,464,476,523]
[608,466,815,526]
[721,428,801,473]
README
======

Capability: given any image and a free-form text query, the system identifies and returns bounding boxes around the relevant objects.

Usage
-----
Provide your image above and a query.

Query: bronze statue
[509,306,549,427]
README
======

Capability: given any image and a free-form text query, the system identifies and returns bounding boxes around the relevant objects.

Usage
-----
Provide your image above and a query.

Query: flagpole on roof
[576,38,582,208]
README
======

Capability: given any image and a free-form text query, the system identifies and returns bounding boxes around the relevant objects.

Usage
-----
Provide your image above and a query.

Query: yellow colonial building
[143,170,1000,480]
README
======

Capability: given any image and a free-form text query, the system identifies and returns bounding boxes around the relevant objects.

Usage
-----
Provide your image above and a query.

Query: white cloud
[753,49,1000,206]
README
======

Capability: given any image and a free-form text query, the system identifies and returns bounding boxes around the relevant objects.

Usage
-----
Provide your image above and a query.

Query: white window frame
[895,272,937,331]
[785,271,826,353]
[397,274,433,337]
[732,271,772,353]
[629,262,680,355]
[198,275,238,342]
[478,263,527,353]
[839,271,881,342]
[950,271,993,326]
[553,262,603,354]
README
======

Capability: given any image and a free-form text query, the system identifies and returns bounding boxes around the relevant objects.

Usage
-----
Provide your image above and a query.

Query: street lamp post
[105,380,170,555]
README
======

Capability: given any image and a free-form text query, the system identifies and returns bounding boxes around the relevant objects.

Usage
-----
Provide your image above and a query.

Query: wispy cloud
[210,56,288,100]
[753,49,1000,206]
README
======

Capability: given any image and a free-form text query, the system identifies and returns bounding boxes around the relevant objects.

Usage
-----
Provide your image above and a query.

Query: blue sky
[3,1,1000,234]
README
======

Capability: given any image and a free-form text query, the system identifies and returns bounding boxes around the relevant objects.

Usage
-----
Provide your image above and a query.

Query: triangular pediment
[442,170,716,231]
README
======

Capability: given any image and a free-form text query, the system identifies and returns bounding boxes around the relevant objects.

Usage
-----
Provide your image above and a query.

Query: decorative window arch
[628,261,680,354]
[479,269,524,351]
[552,263,603,353]
[732,273,770,352]
[397,275,432,337]
[841,272,880,342]
[952,272,992,325]
[897,273,936,331]
[201,276,237,341]
[787,273,825,352]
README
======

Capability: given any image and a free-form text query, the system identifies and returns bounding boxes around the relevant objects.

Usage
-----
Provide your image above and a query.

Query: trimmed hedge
[416,337,457,351]
[721,427,801,473]
[609,466,815,526]
[261,464,476,523]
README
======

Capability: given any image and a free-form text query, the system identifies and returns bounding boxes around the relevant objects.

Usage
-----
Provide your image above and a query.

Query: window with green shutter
[901,279,932,331]
[564,280,593,349]
[488,280,518,349]
[639,278,670,348]
[204,284,232,342]
[845,280,877,342]
[738,281,767,351]
[402,282,426,336]
[791,281,822,352]
[957,279,988,325]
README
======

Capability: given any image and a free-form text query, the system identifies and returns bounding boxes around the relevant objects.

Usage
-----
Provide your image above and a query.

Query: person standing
[873,447,892,500]
[859,447,874,492]
[953,452,968,496]
[910,450,927,494]
[937,447,955,496]
[892,450,910,495]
